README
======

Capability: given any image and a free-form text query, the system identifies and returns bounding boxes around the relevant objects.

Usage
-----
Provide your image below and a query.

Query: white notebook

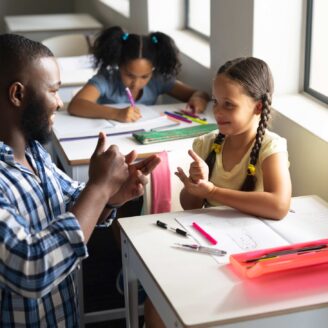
[53,105,173,141]
[176,196,328,264]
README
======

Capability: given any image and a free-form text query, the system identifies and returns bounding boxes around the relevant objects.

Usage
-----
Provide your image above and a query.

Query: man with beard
[0,33,160,327]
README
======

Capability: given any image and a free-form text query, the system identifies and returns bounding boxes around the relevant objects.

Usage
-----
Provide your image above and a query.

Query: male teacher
[0,33,160,327]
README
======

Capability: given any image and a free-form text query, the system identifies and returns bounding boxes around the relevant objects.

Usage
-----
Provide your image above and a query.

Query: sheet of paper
[264,196,328,244]
[53,111,115,139]
[54,105,177,141]
[107,104,163,123]
[176,207,289,264]
[106,104,176,133]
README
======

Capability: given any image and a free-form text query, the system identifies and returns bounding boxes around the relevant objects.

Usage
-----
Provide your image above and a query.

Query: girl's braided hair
[205,57,274,191]
[92,26,181,78]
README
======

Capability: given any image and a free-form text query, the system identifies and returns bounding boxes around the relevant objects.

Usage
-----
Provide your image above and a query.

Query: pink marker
[125,87,136,108]
[192,222,217,245]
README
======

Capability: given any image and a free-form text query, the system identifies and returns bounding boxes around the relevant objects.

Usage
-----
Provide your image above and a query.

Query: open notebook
[176,196,328,264]
[53,105,175,141]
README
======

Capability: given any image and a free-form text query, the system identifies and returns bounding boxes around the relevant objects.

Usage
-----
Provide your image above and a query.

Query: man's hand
[88,132,129,199]
[108,152,161,205]
[129,153,161,175]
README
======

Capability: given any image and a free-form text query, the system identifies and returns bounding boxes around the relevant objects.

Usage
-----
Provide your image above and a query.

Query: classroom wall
[0,0,74,33]
[271,110,328,200]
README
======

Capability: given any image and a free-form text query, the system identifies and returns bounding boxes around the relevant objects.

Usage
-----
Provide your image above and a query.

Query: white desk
[119,195,328,327]
[56,55,96,87]
[56,55,97,102]
[4,13,103,42]
[51,103,215,212]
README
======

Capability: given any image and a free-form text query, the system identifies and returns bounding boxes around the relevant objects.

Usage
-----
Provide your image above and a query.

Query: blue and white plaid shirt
[0,140,88,327]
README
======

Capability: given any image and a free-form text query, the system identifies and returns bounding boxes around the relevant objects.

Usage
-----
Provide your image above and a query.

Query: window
[304,0,328,104]
[98,0,130,18]
[185,0,210,39]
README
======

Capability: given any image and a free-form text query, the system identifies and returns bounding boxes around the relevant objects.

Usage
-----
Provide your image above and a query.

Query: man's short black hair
[0,33,54,87]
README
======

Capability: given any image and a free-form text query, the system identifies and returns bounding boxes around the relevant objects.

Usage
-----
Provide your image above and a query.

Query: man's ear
[9,82,25,107]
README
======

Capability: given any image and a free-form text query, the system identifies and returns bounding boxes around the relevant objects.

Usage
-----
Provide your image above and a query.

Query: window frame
[184,0,210,41]
[304,0,328,104]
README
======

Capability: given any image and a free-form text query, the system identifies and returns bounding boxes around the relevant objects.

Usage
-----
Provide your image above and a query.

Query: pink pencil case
[229,238,328,278]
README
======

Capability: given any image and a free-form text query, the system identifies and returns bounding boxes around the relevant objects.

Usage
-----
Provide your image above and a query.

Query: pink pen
[125,87,136,108]
[192,222,217,245]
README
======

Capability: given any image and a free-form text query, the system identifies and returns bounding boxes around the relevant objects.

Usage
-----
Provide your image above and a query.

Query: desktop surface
[119,195,328,327]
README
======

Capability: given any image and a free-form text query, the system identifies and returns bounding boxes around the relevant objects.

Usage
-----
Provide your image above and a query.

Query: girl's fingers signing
[188,149,204,164]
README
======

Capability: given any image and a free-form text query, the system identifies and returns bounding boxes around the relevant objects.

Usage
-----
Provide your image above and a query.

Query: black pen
[156,220,189,237]
[245,244,328,263]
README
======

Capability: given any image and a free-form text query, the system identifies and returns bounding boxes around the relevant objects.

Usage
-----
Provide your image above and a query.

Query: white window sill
[170,30,210,69]
[273,93,328,143]
[98,0,129,17]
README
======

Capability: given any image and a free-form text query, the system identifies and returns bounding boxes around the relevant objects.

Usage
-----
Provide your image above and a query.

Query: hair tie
[121,33,129,41]
[151,35,158,44]
[247,163,256,176]
[211,143,222,154]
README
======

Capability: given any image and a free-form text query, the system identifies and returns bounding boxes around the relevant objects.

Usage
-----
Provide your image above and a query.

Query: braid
[217,57,274,192]
[240,92,272,191]
[205,133,225,180]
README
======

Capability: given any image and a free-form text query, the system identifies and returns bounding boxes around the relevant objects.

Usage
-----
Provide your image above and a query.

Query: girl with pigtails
[68,26,210,122]
[175,57,292,220]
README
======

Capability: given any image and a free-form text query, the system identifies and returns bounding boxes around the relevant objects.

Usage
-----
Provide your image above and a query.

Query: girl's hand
[115,106,141,122]
[187,93,209,114]
[175,166,215,198]
[188,149,209,183]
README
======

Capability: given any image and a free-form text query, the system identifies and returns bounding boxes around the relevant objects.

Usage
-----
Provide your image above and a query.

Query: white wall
[253,0,304,94]
[211,0,254,78]
[272,108,328,199]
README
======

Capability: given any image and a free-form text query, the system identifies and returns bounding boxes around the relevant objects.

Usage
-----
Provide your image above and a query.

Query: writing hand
[188,149,209,183]
[115,106,141,122]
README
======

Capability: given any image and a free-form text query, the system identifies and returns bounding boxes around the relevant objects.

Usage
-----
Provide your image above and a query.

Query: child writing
[175,57,291,220]
[67,26,210,122]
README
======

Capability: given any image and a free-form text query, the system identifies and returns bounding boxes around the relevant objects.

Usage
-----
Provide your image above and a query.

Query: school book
[133,123,218,144]
[176,195,328,265]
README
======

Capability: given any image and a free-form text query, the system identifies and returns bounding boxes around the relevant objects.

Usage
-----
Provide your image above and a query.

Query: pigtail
[92,26,125,70]
[148,32,181,78]
[240,92,272,191]
[205,133,225,180]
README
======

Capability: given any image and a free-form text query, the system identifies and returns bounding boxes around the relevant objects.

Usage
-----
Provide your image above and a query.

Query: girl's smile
[212,74,261,137]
